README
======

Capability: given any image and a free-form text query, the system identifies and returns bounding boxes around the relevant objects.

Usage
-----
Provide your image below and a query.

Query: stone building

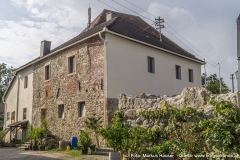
[3,9,203,143]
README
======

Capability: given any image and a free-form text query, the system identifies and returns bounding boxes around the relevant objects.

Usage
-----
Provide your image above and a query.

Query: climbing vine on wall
[99,98,240,158]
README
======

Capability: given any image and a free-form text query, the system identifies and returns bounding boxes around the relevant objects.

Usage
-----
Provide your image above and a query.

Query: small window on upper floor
[45,65,50,80]
[23,108,27,120]
[24,76,28,88]
[148,57,155,73]
[78,102,86,117]
[68,56,76,74]
[176,65,181,80]
[189,69,194,82]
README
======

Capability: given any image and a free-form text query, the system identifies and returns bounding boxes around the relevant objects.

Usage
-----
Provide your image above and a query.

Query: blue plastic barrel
[70,137,78,149]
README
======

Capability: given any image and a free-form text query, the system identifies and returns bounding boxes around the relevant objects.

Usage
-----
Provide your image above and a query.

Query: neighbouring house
[0,102,4,130]
[2,65,33,143]
[2,9,203,144]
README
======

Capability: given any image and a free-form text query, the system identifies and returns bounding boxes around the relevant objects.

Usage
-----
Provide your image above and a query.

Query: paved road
[0,147,64,160]
[0,147,109,160]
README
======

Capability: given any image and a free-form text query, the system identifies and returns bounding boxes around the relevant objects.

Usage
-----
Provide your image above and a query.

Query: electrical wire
[97,0,234,80]
[124,0,235,74]
[97,0,121,12]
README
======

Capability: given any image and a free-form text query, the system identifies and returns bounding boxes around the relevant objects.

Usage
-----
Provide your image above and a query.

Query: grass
[65,150,82,158]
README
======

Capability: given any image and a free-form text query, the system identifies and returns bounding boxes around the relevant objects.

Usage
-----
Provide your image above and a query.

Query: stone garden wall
[118,86,240,128]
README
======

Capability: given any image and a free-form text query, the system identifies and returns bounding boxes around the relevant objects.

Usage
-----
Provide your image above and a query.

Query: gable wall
[32,36,105,142]
[4,66,33,142]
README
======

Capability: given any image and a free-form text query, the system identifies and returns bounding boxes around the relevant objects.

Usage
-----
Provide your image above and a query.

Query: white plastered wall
[4,66,33,142]
[105,33,202,98]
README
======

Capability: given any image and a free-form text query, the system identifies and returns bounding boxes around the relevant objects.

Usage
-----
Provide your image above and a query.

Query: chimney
[40,40,51,57]
[87,7,91,30]
[106,12,116,21]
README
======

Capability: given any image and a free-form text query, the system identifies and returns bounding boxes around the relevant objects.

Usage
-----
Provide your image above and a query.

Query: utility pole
[218,63,222,94]
[230,74,235,92]
[155,17,164,42]
[204,59,207,88]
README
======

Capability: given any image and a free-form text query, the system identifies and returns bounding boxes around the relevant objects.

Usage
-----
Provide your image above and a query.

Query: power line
[112,0,155,23]
[98,0,234,77]
[97,0,121,12]
[125,0,156,17]
[123,0,234,74]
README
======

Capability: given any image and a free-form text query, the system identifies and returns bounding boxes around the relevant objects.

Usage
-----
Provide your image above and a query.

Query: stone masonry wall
[118,87,240,128]
[32,36,105,142]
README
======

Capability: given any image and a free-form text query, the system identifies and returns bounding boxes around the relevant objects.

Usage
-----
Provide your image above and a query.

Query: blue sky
[0,0,239,91]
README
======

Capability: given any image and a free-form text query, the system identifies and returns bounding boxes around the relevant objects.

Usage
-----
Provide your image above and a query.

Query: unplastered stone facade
[32,37,105,142]
[118,87,240,128]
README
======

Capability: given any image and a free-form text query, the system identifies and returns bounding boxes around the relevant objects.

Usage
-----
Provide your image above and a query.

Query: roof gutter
[104,29,204,65]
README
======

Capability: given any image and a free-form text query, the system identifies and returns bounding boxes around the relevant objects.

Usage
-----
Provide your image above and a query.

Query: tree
[202,73,230,94]
[0,63,14,102]
[84,113,102,148]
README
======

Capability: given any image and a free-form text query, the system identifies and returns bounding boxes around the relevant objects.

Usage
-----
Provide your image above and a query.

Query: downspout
[99,27,108,129]
[13,71,20,123]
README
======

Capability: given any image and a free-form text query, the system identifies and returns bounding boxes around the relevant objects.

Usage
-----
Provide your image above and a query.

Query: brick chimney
[40,40,51,57]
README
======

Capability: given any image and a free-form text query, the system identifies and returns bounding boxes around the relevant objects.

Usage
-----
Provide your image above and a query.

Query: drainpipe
[13,71,20,122]
[99,27,108,129]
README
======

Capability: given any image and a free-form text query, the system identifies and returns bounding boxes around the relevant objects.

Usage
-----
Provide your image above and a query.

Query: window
[24,76,28,88]
[100,79,104,90]
[78,102,86,117]
[176,65,181,80]
[23,108,27,120]
[58,105,64,118]
[68,56,76,74]
[189,69,194,82]
[11,111,15,123]
[148,57,155,73]
[45,65,50,80]
[78,81,81,91]
[7,112,10,120]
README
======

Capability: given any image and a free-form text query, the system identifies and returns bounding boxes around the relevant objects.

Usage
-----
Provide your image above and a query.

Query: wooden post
[15,127,17,146]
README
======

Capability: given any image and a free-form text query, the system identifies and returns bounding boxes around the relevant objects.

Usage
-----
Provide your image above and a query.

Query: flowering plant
[168,123,204,156]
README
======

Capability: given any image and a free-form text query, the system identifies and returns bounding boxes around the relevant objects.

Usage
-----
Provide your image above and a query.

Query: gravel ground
[0,147,109,160]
